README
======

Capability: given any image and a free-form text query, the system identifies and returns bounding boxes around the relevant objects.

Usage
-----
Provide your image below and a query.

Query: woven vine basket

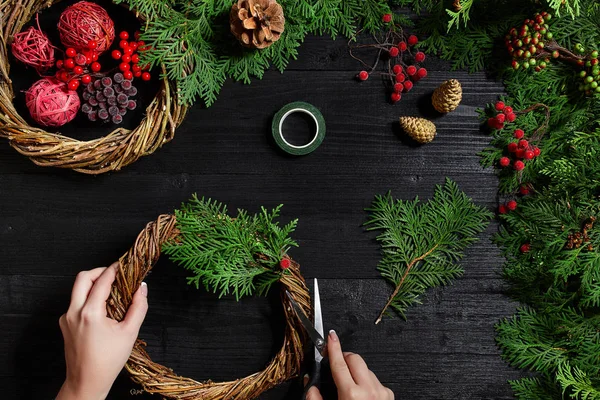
[107,214,311,399]
[0,0,187,174]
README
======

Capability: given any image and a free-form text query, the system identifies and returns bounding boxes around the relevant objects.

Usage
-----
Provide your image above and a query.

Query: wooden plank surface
[0,3,520,399]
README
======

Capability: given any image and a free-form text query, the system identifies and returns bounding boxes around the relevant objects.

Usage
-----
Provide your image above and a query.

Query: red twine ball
[26,78,80,127]
[57,1,115,53]
[11,25,55,73]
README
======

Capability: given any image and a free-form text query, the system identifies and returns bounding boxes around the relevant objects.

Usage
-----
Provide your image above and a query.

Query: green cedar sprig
[163,196,298,300]
[364,178,492,324]
[114,0,391,106]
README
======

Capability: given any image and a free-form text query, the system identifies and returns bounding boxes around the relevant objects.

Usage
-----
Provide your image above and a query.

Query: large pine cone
[230,0,285,49]
[399,116,437,144]
[432,79,462,113]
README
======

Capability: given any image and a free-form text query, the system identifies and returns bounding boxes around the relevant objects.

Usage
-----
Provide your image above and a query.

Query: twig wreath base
[0,0,187,174]
[106,214,311,399]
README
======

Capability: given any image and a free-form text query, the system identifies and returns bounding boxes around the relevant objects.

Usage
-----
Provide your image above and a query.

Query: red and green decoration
[350,13,428,104]
[10,1,153,128]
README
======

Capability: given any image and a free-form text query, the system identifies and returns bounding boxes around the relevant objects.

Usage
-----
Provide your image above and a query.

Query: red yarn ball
[11,26,55,73]
[26,78,80,127]
[57,1,115,54]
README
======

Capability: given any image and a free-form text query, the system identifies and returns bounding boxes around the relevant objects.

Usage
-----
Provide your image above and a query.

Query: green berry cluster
[575,46,600,96]
[505,12,553,72]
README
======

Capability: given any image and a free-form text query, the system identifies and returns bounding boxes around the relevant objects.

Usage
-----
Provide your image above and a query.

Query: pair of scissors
[286,278,326,400]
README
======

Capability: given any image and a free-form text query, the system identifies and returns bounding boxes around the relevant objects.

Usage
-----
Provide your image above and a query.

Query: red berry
[141,72,151,81]
[119,62,130,72]
[495,101,505,111]
[513,129,524,139]
[496,113,506,123]
[389,47,399,57]
[382,13,392,23]
[533,147,541,157]
[514,160,525,171]
[122,54,132,63]
[507,200,518,211]
[506,112,517,122]
[416,68,428,79]
[518,139,529,149]
[280,258,291,269]
[358,70,369,81]
[403,81,413,92]
[507,142,518,153]
[395,73,406,83]
[58,70,69,82]
[408,35,418,46]
[65,48,76,58]
[132,64,142,72]
[120,31,129,40]
[124,47,134,55]
[516,149,526,159]
[406,65,417,76]
[391,92,401,103]
[119,40,129,49]
[520,185,530,195]
[85,55,93,64]
[56,60,63,69]
[87,40,98,49]
[520,243,530,253]
[488,118,498,129]
[67,79,79,91]
[90,62,101,72]
[92,52,99,61]
[398,42,407,52]
[64,58,75,69]
[394,83,404,92]
[498,204,508,214]
[112,50,122,60]
[137,40,146,49]
[392,64,402,74]
[73,66,83,74]
[499,157,511,167]
[132,54,140,64]
[415,52,426,62]
[503,106,514,114]
[81,74,91,84]
[129,41,138,50]
[123,70,133,80]
[134,31,141,40]
[132,71,141,78]
[524,150,535,160]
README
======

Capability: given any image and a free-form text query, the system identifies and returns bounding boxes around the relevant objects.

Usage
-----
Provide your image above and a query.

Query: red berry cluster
[54,40,101,91]
[487,101,517,130]
[497,185,531,215]
[111,31,151,81]
[498,130,541,172]
[506,12,553,72]
[351,17,427,104]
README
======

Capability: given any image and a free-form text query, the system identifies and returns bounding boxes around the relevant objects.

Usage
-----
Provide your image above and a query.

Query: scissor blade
[285,290,326,354]
[313,278,324,363]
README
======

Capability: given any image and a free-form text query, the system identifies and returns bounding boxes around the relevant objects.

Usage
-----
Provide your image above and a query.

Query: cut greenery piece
[163,196,298,300]
[365,178,492,324]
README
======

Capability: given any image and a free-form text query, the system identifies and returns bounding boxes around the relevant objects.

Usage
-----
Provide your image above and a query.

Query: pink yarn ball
[26,78,80,127]
[11,26,55,73]
[57,1,115,53]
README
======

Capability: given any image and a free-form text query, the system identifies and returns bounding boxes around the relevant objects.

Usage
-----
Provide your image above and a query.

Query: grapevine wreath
[106,199,311,399]
[0,0,186,174]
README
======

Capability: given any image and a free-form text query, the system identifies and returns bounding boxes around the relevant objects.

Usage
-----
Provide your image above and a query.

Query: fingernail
[141,282,148,297]
[329,329,338,341]
[303,374,309,386]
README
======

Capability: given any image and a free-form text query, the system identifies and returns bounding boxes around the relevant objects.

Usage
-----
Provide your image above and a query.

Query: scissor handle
[302,360,322,400]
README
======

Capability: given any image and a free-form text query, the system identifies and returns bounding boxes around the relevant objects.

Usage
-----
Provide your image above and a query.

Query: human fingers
[327,330,356,389]
[305,386,323,400]
[120,282,148,334]
[343,352,374,387]
[69,267,107,311]
[85,262,118,312]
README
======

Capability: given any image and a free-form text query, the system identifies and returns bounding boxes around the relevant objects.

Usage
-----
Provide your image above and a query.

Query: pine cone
[230,0,285,49]
[432,79,462,113]
[399,117,437,144]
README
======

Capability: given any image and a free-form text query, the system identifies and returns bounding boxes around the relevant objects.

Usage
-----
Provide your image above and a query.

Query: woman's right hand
[306,330,394,400]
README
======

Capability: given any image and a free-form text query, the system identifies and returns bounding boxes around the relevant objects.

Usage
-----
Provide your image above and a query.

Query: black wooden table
[0,26,522,399]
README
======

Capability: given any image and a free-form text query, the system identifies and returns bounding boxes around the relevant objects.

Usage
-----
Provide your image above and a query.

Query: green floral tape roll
[272,102,326,155]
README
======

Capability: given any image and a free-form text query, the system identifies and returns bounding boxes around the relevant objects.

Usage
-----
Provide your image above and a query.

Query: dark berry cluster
[575,47,600,96]
[81,73,137,124]
[110,30,151,81]
[506,12,553,72]
[351,14,427,104]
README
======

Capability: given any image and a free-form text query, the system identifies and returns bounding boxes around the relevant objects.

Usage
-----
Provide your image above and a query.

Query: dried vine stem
[107,214,311,399]
[0,0,187,174]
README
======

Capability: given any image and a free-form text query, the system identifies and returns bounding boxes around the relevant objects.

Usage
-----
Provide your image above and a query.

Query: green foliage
[364,178,492,322]
[115,0,391,106]
[163,196,298,300]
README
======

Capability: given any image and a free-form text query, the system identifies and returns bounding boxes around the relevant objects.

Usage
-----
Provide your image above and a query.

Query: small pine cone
[399,116,437,144]
[453,0,462,11]
[432,79,463,113]
[230,0,285,49]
